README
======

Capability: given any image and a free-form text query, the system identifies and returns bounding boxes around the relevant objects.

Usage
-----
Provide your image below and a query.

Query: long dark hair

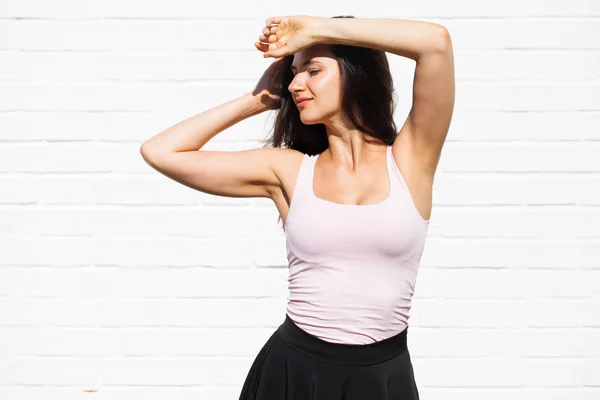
[263,15,400,230]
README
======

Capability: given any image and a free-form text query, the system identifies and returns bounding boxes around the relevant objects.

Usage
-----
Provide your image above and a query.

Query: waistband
[276,314,408,367]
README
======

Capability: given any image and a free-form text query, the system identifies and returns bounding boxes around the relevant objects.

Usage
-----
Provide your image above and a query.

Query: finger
[264,47,284,58]
[259,31,277,44]
[258,34,274,46]
[255,40,268,48]
[265,16,282,27]
[265,26,278,35]
[255,39,269,51]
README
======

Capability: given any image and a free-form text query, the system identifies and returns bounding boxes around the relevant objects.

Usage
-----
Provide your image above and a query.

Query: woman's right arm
[139,92,286,199]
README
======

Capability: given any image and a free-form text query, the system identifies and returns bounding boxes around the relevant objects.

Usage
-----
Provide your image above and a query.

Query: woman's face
[288,45,342,125]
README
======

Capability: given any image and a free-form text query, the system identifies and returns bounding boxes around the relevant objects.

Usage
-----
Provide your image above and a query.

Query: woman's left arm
[312,17,448,60]
[313,17,455,174]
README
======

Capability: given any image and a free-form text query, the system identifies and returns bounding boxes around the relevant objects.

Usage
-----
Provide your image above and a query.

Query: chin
[300,118,321,125]
[299,113,322,125]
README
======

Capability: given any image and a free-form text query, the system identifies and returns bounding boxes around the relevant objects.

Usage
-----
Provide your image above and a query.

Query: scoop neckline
[310,146,392,208]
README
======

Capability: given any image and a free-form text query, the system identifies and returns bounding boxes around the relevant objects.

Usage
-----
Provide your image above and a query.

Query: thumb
[264,46,285,58]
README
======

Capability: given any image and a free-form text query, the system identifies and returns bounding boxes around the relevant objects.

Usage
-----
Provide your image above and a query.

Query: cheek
[315,72,335,89]
[317,77,341,107]
[312,74,339,97]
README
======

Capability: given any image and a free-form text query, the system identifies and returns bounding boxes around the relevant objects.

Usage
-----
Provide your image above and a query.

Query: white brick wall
[0,1,599,399]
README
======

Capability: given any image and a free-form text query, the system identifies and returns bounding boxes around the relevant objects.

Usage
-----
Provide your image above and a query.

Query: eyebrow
[291,59,322,72]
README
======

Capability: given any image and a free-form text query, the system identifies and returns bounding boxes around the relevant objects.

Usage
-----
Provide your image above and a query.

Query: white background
[0,1,599,399]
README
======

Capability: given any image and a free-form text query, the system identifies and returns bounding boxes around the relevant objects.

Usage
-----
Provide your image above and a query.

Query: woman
[141,14,455,400]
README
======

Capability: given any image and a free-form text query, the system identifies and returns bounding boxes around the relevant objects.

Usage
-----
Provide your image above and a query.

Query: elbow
[140,139,168,157]
[434,26,452,52]
[416,26,452,62]
[140,141,153,157]
[139,143,155,168]
[139,142,155,161]
[140,142,168,167]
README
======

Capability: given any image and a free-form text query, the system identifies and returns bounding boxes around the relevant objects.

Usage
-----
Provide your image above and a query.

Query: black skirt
[238,314,420,400]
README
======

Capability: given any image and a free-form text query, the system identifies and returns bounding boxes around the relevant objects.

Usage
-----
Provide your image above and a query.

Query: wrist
[310,17,328,45]
[245,92,270,114]
[248,90,282,112]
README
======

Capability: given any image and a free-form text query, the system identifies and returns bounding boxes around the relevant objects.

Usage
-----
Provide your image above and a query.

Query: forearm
[141,92,266,154]
[312,17,449,61]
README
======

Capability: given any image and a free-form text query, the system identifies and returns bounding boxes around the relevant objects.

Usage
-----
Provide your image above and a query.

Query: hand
[250,56,289,110]
[254,15,320,58]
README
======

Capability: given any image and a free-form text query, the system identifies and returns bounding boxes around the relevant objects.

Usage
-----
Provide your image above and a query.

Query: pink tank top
[284,145,430,344]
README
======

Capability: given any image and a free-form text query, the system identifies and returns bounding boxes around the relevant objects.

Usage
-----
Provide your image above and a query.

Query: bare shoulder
[267,147,305,202]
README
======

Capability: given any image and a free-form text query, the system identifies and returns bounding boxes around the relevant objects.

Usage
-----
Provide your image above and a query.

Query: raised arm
[308,16,455,174]
[140,92,284,199]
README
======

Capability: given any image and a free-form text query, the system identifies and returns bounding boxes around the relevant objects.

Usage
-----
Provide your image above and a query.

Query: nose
[288,74,307,93]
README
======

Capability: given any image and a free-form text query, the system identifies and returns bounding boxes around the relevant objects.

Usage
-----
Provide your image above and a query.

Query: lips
[296,99,312,106]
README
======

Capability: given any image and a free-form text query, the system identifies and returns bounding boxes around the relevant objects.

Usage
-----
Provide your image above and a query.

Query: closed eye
[292,69,320,77]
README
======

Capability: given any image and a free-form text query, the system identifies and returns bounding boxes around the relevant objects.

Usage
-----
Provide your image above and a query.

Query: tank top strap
[290,151,318,204]
[285,152,317,231]
[386,144,430,224]
[385,145,401,197]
